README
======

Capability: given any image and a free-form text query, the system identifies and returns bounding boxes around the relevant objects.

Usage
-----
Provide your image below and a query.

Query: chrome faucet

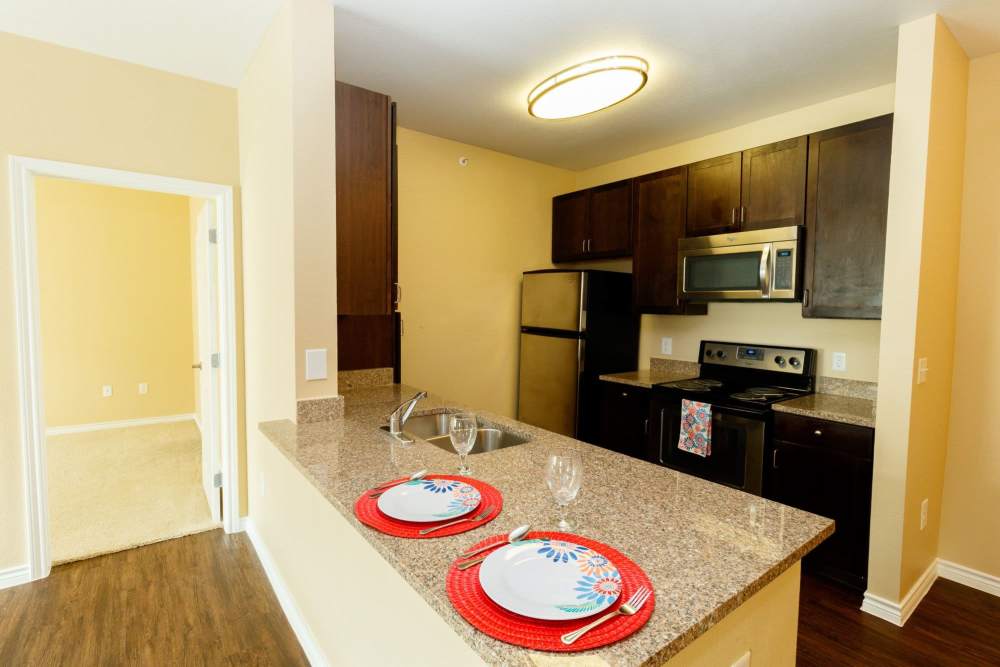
[388,391,427,437]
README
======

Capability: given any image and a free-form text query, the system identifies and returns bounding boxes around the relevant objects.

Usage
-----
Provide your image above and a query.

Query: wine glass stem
[459,452,468,473]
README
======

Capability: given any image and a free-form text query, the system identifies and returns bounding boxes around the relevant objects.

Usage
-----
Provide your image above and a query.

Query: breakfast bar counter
[254,384,832,666]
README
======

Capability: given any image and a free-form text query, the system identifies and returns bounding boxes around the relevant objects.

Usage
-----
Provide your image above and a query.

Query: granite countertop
[598,369,694,388]
[773,393,876,428]
[259,384,832,666]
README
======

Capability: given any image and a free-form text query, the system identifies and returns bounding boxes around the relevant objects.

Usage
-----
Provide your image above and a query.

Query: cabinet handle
[643,418,649,435]
[621,392,628,397]
[731,207,736,225]
[772,449,779,469]
[582,240,586,252]
[394,282,402,305]
[814,429,823,436]
[803,289,811,308]
[587,239,592,252]
[740,206,746,224]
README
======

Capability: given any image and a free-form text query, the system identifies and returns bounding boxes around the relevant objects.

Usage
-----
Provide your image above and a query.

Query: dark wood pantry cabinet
[551,180,632,262]
[765,412,875,590]
[335,81,400,377]
[803,114,893,319]
[632,167,707,314]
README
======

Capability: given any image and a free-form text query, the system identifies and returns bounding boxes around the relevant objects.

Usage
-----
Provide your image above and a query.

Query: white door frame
[9,156,241,582]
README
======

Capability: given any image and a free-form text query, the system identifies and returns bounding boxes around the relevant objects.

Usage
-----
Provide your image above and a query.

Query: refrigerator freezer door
[517,333,582,437]
[521,272,586,332]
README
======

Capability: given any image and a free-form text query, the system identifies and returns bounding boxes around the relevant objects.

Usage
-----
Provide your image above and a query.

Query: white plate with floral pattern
[478,537,622,620]
[376,478,481,523]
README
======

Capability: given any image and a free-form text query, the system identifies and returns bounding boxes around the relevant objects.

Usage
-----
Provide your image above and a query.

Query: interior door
[517,333,581,436]
[195,201,222,523]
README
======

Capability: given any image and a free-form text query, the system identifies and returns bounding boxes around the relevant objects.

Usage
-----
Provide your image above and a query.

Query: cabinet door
[336,81,392,316]
[588,180,632,256]
[804,114,892,319]
[597,382,649,459]
[687,152,742,236]
[552,190,589,262]
[765,439,873,590]
[741,137,807,231]
[633,167,707,315]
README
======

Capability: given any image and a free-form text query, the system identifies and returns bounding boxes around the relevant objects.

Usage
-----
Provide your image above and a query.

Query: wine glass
[544,452,583,531]
[448,413,477,475]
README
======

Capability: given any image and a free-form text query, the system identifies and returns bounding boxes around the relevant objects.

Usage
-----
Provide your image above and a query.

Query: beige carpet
[47,419,219,564]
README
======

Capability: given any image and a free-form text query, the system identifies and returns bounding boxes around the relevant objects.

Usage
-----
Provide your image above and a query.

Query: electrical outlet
[731,651,751,667]
[920,498,929,530]
[138,383,148,395]
[660,337,673,355]
[102,385,113,398]
[917,357,929,384]
[832,352,847,372]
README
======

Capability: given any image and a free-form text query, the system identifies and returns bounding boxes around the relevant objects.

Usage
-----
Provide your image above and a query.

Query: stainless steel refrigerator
[517,270,639,440]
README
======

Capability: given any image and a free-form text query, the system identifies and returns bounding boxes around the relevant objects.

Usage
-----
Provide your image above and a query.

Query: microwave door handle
[759,245,771,298]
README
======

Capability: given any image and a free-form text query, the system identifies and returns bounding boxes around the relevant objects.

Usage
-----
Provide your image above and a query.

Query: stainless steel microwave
[677,226,803,301]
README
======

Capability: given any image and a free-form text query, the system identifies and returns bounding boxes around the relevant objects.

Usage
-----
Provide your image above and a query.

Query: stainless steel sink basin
[379,412,529,453]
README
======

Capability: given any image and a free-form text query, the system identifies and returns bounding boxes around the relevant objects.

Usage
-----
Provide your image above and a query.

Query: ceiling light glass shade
[528,56,649,119]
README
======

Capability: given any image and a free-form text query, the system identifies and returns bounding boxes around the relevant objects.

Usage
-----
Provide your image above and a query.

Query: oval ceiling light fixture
[528,55,649,119]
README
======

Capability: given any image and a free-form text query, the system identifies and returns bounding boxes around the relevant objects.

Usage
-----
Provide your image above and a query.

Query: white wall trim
[245,519,326,666]
[0,564,31,591]
[45,413,197,436]
[861,558,939,626]
[937,559,1000,598]
[9,156,242,587]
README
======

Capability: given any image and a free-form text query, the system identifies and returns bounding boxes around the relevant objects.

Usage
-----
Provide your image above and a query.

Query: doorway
[10,157,239,581]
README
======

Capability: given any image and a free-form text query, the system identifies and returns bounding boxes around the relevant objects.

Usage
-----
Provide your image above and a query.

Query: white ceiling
[1,0,999,169]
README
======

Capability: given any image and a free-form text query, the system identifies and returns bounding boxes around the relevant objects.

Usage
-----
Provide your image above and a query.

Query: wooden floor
[0,530,307,666]
[798,573,1000,666]
[2,530,998,665]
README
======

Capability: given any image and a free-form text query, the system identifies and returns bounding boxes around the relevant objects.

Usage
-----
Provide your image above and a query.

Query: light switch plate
[305,348,328,381]
[920,498,929,530]
[917,357,929,384]
[102,385,113,398]
[660,337,673,355]
[832,352,847,372]
[731,651,751,667]
[138,382,148,395]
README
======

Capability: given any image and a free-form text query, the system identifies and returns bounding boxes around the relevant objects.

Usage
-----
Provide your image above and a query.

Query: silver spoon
[458,524,531,563]
[370,469,427,495]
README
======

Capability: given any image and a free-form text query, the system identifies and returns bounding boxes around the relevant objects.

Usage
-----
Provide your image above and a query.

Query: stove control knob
[705,349,714,359]
[774,355,786,368]
[789,357,801,368]
[716,350,727,360]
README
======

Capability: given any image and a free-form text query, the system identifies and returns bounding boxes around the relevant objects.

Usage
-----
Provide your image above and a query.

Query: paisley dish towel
[678,399,712,457]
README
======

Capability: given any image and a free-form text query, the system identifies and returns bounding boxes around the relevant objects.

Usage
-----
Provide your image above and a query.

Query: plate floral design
[378,477,481,522]
[537,539,589,564]
[533,538,623,613]
[413,479,462,494]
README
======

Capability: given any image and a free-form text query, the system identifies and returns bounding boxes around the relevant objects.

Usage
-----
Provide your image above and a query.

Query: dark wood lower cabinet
[766,412,874,590]
[596,381,650,460]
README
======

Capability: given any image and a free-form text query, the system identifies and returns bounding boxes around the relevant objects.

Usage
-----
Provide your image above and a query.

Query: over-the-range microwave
[677,226,803,301]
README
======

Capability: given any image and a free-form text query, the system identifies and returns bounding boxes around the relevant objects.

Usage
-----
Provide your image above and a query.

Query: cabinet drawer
[774,412,873,459]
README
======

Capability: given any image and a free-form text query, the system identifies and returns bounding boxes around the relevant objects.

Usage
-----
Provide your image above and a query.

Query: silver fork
[418,505,494,535]
[560,586,652,645]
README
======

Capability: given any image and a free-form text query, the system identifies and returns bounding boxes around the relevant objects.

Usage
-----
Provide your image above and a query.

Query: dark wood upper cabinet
[803,114,893,319]
[552,190,589,262]
[551,180,632,262]
[686,152,742,236]
[632,167,707,314]
[335,81,399,373]
[741,136,808,230]
[588,180,632,256]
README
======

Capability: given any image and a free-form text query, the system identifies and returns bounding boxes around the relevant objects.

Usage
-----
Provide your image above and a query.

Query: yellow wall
[397,127,574,417]
[189,198,206,426]
[0,31,241,569]
[571,85,894,380]
[36,178,195,426]
[940,51,1000,579]
[870,15,968,602]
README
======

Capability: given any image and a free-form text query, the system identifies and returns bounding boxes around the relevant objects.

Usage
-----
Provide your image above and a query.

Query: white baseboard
[45,413,196,436]
[0,564,31,591]
[937,559,1000,598]
[861,558,938,626]
[244,519,326,667]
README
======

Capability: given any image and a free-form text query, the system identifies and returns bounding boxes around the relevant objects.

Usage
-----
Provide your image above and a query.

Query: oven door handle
[758,244,771,298]
[712,404,769,419]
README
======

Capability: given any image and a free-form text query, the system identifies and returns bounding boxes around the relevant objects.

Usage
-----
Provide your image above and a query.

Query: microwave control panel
[773,249,795,290]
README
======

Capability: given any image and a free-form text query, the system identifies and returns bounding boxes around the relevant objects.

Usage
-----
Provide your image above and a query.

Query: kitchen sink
[379,412,530,453]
